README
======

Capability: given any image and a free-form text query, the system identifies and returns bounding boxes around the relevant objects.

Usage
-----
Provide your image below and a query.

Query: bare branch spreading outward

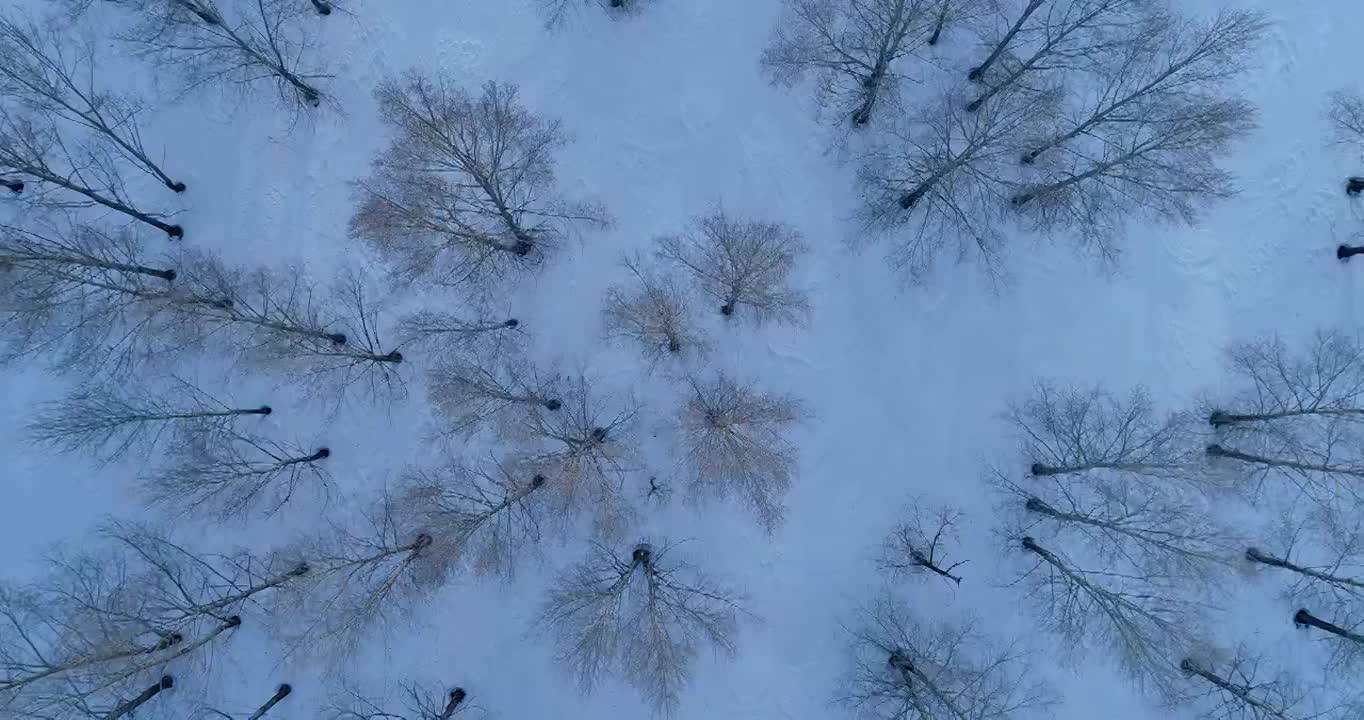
[426,339,562,438]
[675,372,807,532]
[396,455,553,580]
[1327,90,1364,147]
[602,252,709,366]
[396,308,519,353]
[517,375,640,533]
[1175,647,1307,720]
[1010,96,1256,253]
[1021,9,1268,164]
[28,375,273,464]
[1011,532,1198,696]
[275,494,457,660]
[353,73,607,288]
[837,594,1055,720]
[1246,514,1364,625]
[538,0,649,28]
[965,0,1147,114]
[537,540,745,715]
[0,107,181,237]
[125,0,324,107]
[0,13,185,192]
[855,84,1055,282]
[145,424,331,521]
[1005,381,1202,484]
[325,681,475,720]
[0,522,296,718]
[656,208,809,325]
[0,220,181,375]
[878,500,968,585]
[762,0,933,127]
[1206,332,1364,508]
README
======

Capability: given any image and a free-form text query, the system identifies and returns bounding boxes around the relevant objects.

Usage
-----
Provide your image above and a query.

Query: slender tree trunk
[105,675,174,720]
[928,0,951,45]
[968,0,1044,81]
[309,0,332,15]
[279,447,330,467]
[1179,659,1290,720]
[1294,608,1364,645]
[1210,408,1364,426]
[1246,547,1364,591]
[11,164,181,238]
[1029,461,1173,476]
[1339,245,1364,260]
[1206,444,1364,478]
[852,61,887,126]
[2,178,22,193]
[0,253,177,282]
[247,683,292,719]
[1347,177,1364,195]
[440,688,467,719]
[910,550,962,584]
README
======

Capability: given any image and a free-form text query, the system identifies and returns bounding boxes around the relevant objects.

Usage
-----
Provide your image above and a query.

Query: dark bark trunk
[309,0,332,14]
[105,675,173,720]
[1294,608,1364,644]
[2,179,22,193]
[1339,245,1364,260]
[247,683,292,720]
[504,318,519,327]
[1347,177,1364,195]
[1247,547,1364,590]
[1179,659,1290,720]
[440,688,467,719]
[928,0,950,45]
[19,167,182,238]
[910,550,962,584]
[968,0,1043,81]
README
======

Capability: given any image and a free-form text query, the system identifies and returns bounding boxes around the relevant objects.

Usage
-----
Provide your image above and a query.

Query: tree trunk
[1347,177,1364,195]
[1210,407,1364,426]
[1294,608,1364,645]
[247,683,292,720]
[928,0,950,45]
[1179,659,1290,720]
[282,447,330,466]
[105,675,174,720]
[309,0,332,15]
[968,0,1044,81]
[440,688,467,719]
[852,61,887,126]
[0,253,178,282]
[12,165,182,238]
[2,179,22,193]
[1246,547,1364,591]
[1206,444,1364,478]
[1339,245,1364,260]
[910,549,962,584]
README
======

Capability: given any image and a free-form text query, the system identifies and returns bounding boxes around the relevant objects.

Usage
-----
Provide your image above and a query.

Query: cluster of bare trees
[985,330,1364,717]
[765,0,1267,280]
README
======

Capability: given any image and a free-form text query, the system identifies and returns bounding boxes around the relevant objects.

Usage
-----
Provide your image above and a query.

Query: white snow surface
[2,0,1363,717]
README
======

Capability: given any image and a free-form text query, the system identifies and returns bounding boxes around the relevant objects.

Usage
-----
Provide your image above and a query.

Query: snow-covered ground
[3,0,1363,717]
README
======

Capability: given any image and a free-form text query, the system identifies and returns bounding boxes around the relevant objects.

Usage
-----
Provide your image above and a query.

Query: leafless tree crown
[878,500,968,585]
[537,540,744,714]
[1175,647,1308,720]
[601,252,710,365]
[838,594,1055,719]
[675,372,807,532]
[425,340,563,439]
[655,208,810,325]
[125,0,324,107]
[353,73,606,288]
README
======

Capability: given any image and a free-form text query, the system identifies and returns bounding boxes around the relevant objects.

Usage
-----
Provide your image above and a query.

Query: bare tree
[1328,90,1364,151]
[601,252,709,365]
[125,0,323,107]
[537,540,744,715]
[0,522,300,718]
[325,681,475,720]
[1175,647,1308,720]
[145,424,331,520]
[1020,9,1268,164]
[761,0,934,127]
[837,593,1054,719]
[854,84,1055,282]
[1010,96,1256,250]
[1004,381,1202,483]
[674,372,807,532]
[28,375,272,464]
[966,0,1146,113]
[655,208,810,325]
[396,455,553,580]
[0,14,186,192]
[1010,532,1199,695]
[0,108,182,237]
[275,495,458,659]
[353,74,607,288]
[926,0,986,46]
[201,683,293,719]
[516,375,640,534]
[1206,332,1364,509]
[0,219,183,375]
[878,500,967,585]
[539,0,647,28]
[396,309,519,352]
[1293,607,1364,671]
[1246,515,1364,615]
[426,340,562,438]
